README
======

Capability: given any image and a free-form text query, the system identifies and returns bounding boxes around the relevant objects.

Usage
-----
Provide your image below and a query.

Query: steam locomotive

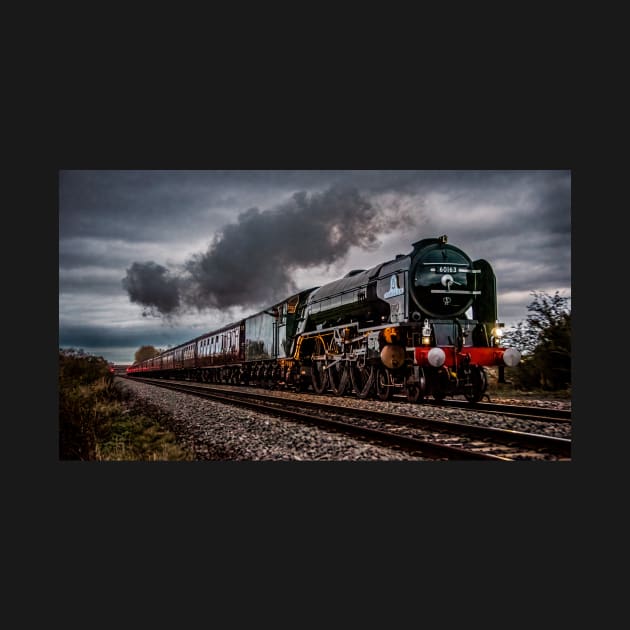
[126,235,520,403]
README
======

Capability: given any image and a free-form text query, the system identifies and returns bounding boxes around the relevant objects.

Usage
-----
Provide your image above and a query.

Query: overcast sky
[58,170,571,364]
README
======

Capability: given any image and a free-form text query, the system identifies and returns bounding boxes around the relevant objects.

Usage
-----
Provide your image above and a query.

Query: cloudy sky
[58,170,571,364]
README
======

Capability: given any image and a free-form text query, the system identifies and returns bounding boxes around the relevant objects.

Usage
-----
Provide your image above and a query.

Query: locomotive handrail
[431,289,482,295]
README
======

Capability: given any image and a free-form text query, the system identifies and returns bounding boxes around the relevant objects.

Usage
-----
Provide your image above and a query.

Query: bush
[59,349,192,461]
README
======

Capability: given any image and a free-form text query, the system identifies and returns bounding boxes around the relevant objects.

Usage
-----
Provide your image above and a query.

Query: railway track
[424,398,571,423]
[124,377,571,461]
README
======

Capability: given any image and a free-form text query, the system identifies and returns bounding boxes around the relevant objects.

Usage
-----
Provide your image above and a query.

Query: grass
[59,350,194,461]
[93,405,194,461]
[484,366,571,401]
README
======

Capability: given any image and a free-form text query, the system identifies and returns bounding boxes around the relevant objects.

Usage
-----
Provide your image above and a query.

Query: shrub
[59,349,192,461]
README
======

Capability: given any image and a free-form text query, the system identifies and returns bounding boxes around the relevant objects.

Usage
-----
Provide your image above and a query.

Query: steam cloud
[122,261,181,317]
[123,185,418,317]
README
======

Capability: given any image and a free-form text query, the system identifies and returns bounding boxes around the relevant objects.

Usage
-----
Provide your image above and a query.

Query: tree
[503,291,571,391]
[134,345,162,363]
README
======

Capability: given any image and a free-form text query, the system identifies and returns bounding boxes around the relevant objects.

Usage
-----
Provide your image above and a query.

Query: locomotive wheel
[375,367,392,401]
[432,368,450,402]
[406,373,426,403]
[311,361,329,394]
[350,364,374,399]
[328,362,350,396]
[264,366,275,389]
[406,385,422,403]
[464,366,487,403]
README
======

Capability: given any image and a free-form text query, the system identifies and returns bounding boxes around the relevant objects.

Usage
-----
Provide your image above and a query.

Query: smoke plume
[123,185,417,317]
[122,261,181,317]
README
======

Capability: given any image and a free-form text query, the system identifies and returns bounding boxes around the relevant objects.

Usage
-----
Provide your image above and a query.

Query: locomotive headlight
[503,348,521,367]
[422,336,431,345]
[491,325,504,347]
[427,347,446,367]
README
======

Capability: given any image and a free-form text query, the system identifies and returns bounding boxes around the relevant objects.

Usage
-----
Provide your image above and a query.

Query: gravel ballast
[117,378,571,461]
[118,378,428,461]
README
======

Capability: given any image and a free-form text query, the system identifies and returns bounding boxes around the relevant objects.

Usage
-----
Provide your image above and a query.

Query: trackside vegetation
[59,349,193,461]
[502,291,571,392]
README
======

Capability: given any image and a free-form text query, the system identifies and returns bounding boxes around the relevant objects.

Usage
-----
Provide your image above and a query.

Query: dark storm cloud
[59,323,200,351]
[413,171,570,284]
[123,185,419,316]
[475,174,570,295]
[420,171,569,238]
[59,238,138,272]
[60,274,128,295]
[59,170,426,245]
[60,170,362,244]
[60,170,244,242]
[60,170,568,251]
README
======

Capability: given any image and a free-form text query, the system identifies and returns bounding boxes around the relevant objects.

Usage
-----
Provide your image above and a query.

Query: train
[126,234,521,403]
